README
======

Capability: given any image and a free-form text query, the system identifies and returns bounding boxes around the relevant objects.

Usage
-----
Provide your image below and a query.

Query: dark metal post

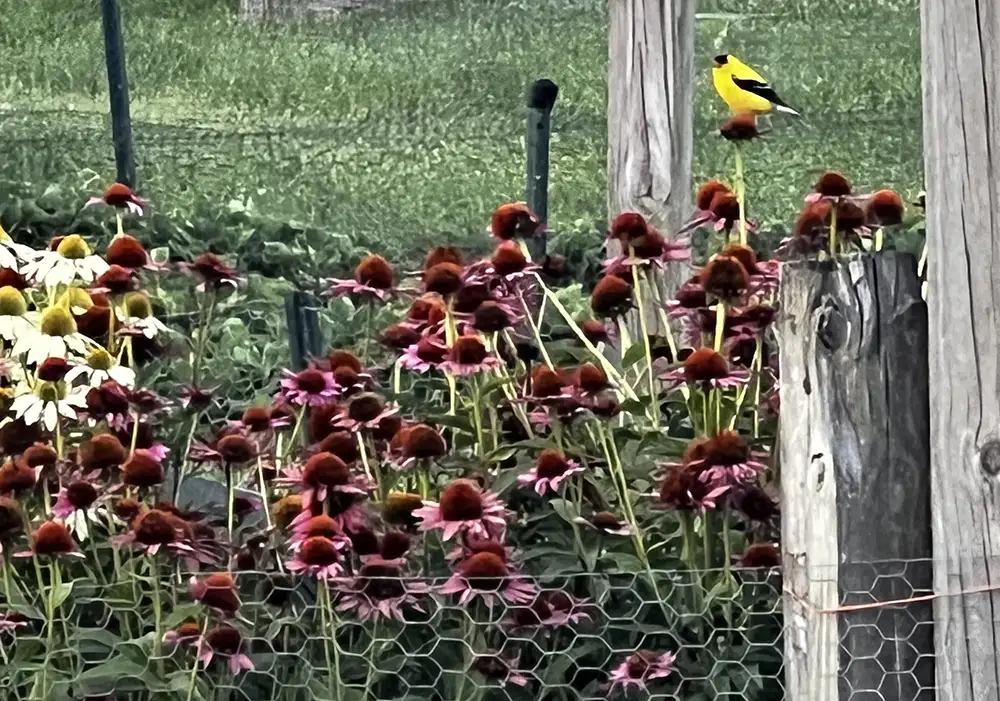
[525,79,558,260]
[285,291,324,370]
[284,291,308,371]
[100,0,136,188]
[302,295,325,362]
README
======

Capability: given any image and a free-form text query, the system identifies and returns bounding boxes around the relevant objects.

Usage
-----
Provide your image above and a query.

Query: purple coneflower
[276,452,365,506]
[660,347,749,391]
[180,253,243,293]
[580,511,631,537]
[413,479,507,542]
[86,183,148,216]
[287,513,344,553]
[439,551,538,605]
[336,392,399,432]
[608,650,676,692]
[334,559,429,621]
[518,449,583,496]
[326,255,396,301]
[52,470,112,541]
[15,520,85,559]
[690,430,767,487]
[280,367,339,407]
[509,589,589,628]
[190,572,242,615]
[286,535,347,580]
[658,458,729,513]
[440,335,500,376]
[399,336,449,374]
[471,653,530,688]
[196,625,255,675]
[115,509,194,557]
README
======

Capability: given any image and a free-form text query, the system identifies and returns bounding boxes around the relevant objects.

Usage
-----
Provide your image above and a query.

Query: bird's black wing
[731,76,794,110]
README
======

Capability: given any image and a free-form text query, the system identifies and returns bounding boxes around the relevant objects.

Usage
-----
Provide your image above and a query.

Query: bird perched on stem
[712,54,800,117]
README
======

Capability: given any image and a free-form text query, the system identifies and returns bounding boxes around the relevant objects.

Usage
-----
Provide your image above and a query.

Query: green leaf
[548,498,578,524]
[164,603,204,629]
[73,656,149,695]
[483,445,519,464]
[620,342,648,370]
[51,580,74,609]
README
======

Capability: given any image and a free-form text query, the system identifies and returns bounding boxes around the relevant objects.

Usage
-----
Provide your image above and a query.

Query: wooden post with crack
[777,254,934,700]
[606,0,696,363]
[922,0,1000,699]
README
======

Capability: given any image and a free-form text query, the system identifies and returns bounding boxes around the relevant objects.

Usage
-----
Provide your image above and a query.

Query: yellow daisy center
[58,287,93,315]
[56,235,92,260]
[40,306,78,338]
[0,287,27,317]
[36,382,65,402]
[87,347,114,371]
[124,292,153,319]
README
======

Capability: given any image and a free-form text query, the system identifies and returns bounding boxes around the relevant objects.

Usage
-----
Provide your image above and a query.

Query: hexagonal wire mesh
[0,557,944,700]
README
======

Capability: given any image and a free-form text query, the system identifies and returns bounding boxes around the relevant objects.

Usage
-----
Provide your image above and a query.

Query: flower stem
[829,204,839,259]
[361,300,374,365]
[713,302,726,352]
[470,378,486,458]
[174,412,200,503]
[184,618,210,701]
[150,557,164,675]
[257,456,272,529]
[538,280,639,401]
[225,464,235,549]
[630,262,658,424]
[519,291,553,368]
[284,407,307,459]
[191,292,218,388]
[319,584,343,701]
[734,145,747,245]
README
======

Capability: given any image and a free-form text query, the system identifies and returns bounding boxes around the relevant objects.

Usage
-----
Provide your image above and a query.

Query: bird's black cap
[527,79,559,110]
[713,54,729,65]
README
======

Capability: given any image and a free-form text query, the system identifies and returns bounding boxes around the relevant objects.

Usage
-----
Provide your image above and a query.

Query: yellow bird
[712,54,800,117]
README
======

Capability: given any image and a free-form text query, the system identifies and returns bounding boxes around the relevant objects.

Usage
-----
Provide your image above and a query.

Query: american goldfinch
[712,54,800,117]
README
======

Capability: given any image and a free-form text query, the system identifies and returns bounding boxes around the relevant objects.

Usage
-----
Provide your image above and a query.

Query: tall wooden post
[778,254,934,700]
[100,0,136,188]
[607,0,695,242]
[607,0,695,353]
[923,2,1000,699]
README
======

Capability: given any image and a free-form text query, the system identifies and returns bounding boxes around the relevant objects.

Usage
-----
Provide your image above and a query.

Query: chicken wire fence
[0,559,939,700]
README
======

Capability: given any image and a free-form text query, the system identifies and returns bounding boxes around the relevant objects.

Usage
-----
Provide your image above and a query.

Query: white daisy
[12,306,91,366]
[9,381,88,431]
[0,226,36,273]
[21,235,108,288]
[65,347,136,388]
[0,286,39,342]
[119,292,169,339]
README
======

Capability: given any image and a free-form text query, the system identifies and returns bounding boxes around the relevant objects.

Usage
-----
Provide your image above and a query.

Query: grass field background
[0,0,921,265]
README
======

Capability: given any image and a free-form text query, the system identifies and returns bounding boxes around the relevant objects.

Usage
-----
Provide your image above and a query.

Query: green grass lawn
[0,0,921,265]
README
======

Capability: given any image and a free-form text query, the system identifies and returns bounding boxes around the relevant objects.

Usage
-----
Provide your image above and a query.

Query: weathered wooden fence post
[100,0,136,188]
[607,0,695,356]
[525,78,558,261]
[778,254,934,701]
[923,1,1000,699]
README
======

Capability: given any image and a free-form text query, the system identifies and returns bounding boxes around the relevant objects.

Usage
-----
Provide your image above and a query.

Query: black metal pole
[100,0,136,188]
[525,78,558,260]
[284,291,308,371]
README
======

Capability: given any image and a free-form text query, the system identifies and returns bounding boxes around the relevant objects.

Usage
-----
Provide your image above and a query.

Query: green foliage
[0,0,922,269]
